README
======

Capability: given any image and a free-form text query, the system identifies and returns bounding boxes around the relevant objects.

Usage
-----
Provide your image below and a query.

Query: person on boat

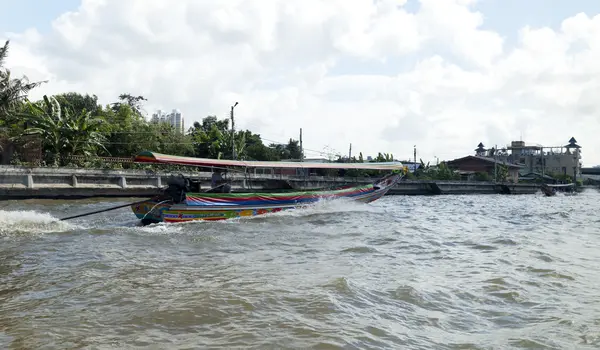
[211,171,223,187]
[210,170,232,193]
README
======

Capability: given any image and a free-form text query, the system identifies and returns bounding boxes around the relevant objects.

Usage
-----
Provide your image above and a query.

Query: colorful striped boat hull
[131,174,400,224]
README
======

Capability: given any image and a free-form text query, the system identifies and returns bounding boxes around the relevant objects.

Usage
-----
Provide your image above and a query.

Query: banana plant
[18,95,106,165]
[64,109,107,157]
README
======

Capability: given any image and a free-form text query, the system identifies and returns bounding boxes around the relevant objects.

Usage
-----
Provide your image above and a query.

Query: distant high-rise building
[150,108,184,133]
[170,109,184,133]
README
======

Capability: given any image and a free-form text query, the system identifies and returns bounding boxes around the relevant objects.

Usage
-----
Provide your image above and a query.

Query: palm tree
[0,40,46,121]
[0,40,46,157]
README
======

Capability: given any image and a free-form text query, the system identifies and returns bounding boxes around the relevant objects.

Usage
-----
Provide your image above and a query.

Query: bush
[474,172,490,181]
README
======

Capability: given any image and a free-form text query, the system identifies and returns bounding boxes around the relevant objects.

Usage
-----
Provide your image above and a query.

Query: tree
[110,93,147,117]
[54,92,101,116]
[0,40,46,123]
[497,164,509,182]
[0,40,45,161]
[285,139,302,160]
[413,158,430,179]
[373,152,394,162]
[148,122,194,157]
[18,95,106,165]
[189,117,228,159]
[430,161,459,180]
[267,143,287,160]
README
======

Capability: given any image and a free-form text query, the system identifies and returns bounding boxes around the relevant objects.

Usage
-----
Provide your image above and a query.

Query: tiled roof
[447,155,524,168]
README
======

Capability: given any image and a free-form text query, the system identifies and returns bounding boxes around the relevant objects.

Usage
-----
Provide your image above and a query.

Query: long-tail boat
[131,151,404,224]
[540,183,576,197]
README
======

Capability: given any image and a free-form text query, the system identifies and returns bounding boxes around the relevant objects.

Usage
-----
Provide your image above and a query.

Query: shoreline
[0,165,549,199]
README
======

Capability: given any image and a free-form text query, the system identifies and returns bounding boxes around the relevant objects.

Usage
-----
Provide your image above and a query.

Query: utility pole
[349,143,352,160]
[494,144,498,182]
[230,102,238,160]
[541,147,545,178]
[299,128,303,161]
[414,145,416,165]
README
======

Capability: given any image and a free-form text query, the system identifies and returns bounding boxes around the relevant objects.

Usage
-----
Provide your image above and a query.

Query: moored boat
[130,151,404,224]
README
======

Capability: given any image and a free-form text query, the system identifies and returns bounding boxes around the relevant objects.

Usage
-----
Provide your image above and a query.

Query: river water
[1,190,599,349]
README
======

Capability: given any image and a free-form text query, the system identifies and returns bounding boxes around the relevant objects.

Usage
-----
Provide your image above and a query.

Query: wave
[0,210,77,236]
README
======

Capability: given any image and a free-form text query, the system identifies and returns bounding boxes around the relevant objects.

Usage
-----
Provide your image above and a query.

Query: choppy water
[1,190,600,349]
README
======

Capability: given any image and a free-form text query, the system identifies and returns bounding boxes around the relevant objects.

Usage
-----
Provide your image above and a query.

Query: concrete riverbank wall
[0,166,541,199]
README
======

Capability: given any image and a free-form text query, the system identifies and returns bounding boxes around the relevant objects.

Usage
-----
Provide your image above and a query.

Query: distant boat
[130,151,404,225]
[540,183,575,197]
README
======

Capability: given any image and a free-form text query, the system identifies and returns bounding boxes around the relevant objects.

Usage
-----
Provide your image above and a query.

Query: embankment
[0,166,541,199]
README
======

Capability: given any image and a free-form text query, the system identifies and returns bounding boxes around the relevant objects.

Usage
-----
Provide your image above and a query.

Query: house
[446,155,523,183]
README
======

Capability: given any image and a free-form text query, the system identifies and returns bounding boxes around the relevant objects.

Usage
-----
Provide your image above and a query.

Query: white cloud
[2,0,600,165]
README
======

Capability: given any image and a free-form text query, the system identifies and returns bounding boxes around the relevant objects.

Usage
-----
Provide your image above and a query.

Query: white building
[151,109,184,133]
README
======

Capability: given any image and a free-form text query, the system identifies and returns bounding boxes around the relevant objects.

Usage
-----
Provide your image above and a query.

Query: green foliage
[412,159,460,180]
[0,40,46,123]
[111,93,147,116]
[474,171,491,181]
[185,115,302,162]
[374,152,394,162]
[548,172,573,183]
[497,164,509,182]
[54,92,101,116]
[432,162,459,180]
[16,95,107,165]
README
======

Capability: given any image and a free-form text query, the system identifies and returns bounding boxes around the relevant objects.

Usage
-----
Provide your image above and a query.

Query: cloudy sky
[2,0,600,165]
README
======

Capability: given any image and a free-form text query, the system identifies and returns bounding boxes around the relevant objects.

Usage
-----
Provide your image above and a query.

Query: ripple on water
[340,246,379,254]
[523,267,576,281]
[1,194,600,349]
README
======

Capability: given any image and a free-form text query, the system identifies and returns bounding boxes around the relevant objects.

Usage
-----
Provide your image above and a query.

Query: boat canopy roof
[544,183,575,187]
[134,151,404,170]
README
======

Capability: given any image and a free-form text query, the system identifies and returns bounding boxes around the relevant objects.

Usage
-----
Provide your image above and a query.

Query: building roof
[565,136,581,148]
[582,167,600,175]
[519,172,556,180]
[447,155,524,169]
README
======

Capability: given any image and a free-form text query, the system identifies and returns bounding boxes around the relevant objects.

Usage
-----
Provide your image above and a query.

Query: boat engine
[164,174,190,204]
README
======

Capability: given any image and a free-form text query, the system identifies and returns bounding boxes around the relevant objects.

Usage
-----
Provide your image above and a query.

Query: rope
[141,199,172,221]
[59,198,153,221]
